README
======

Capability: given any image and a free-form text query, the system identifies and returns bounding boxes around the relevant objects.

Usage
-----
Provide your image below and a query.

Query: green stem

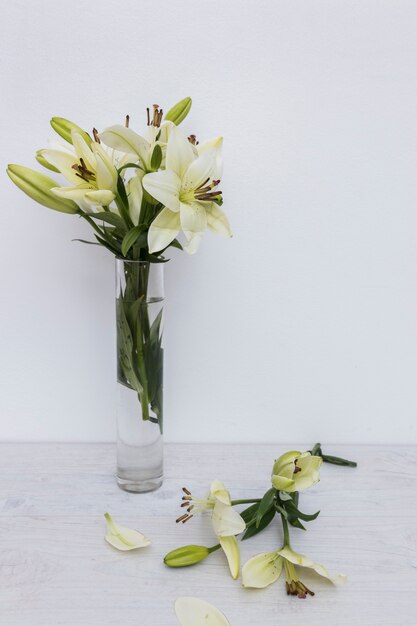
[231,499,262,506]
[310,442,357,467]
[136,310,150,421]
[281,514,291,547]
[208,544,221,554]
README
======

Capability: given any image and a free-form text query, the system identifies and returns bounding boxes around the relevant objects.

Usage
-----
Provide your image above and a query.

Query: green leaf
[150,144,162,171]
[121,225,146,257]
[169,238,183,250]
[116,298,143,394]
[284,500,320,522]
[255,488,276,528]
[289,518,306,531]
[94,234,120,255]
[150,309,163,346]
[91,211,127,232]
[239,503,260,524]
[72,238,100,246]
[242,507,275,541]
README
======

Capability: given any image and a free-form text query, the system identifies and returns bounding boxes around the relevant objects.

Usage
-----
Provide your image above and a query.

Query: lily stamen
[286,579,315,598]
[125,115,130,128]
[188,134,199,145]
[150,104,163,128]
[72,158,96,183]
[92,128,101,143]
[176,513,194,524]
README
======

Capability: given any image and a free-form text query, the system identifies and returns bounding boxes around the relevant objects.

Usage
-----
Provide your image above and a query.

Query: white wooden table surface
[0,443,416,625]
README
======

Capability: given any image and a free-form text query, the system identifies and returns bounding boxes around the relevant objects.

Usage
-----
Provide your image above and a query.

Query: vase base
[116,475,163,493]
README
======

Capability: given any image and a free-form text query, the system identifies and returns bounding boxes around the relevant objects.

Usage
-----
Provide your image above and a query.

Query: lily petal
[100,125,150,164]
[271,475,295,491]
[71,130,95,172]
[104,512,150,551]
[84,189,116,206]
[174,597,230,626]
[51,185,92,200]
[91,144,118,191]
[242,551,283,588]
[197,138,223,179]
[210,480,231,506]
[180,201,207,247]
[219,535,240,579]
[127,173,144,225]
[39,149,80,184]
[182,149,216,192]
[278,546,347,586]
[211,501,246,537]
[148,207,181,253]
[143,170,181,213]
[206,203,232,237]
[166,125,195,179]
[272,451,300,476]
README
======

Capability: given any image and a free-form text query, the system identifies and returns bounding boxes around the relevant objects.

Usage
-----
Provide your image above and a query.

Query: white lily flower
[100,114,173,172]
[104,512,151,551]
[40,131,118,211]
[271,451,322,493]
[175,597,230,626]
[242,545,346,598]
[142,125,231,254]
[177,480,245,580]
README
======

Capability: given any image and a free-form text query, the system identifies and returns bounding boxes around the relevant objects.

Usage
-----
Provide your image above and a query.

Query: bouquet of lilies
[7,97,231,257]
[7,98,232,429]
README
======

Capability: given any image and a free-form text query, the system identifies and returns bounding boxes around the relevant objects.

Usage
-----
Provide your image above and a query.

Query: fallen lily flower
[271,450,322,493]
[242,543,346,598]
[174,480,246,579]
[104,512,150,551]
[175,596,230,626]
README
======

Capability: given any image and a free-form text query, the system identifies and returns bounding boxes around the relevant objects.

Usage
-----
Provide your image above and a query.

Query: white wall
[0,0,416,444]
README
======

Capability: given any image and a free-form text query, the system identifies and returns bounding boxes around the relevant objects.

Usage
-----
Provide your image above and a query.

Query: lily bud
[7,164,79,214]
[36,150,60,173]
[164,97,192,126]
[50,117,91,146]
[164,544,210,567]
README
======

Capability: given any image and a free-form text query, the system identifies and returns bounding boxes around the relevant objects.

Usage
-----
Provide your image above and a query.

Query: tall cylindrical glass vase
[115,259,164,492]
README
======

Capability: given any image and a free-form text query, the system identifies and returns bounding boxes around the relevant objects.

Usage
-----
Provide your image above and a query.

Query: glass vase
[115,259,164,492]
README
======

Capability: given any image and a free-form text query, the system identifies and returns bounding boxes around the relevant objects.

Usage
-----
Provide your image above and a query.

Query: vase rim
[115,257,152,265]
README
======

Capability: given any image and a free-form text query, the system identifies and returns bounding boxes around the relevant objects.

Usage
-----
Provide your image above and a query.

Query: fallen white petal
[175,597,230,626]
[104,512,150,551]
